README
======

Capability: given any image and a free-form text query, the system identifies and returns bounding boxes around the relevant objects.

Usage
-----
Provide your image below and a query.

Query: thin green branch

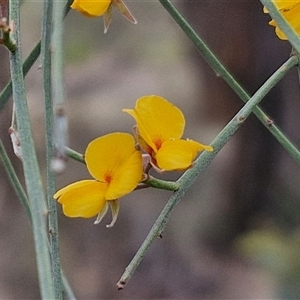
[65,147,85,163]
[0,0,73,112]
[143,175,179,191]
[41,0,63,298]
[0,41,41,110]
[158,0,300,164]
[61,270,77,300]
[51,0,69,166]
[261,0,300,54]
[0,137,31,220]
[9,0,55,298]
[1,136,76,299]
[116,55,297,289]
[1,136,76,298]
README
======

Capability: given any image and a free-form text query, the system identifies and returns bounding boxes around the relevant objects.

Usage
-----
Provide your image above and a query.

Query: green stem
[0,0,73,112]
[261,0,300,54]
[52,0,65,108]
[0,137,31,221]
[52,0,69,163]
[0,41,41,111]
[41,0,63,298]
[158,0,300,164]
[9,0,55,298]
[143,175,179,191]
[65,147,85,163]
[1,137,76,298]
[116,56,297,289]
[61,270,77,300]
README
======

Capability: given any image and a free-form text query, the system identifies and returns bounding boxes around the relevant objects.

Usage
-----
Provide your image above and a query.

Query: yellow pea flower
[264,0,300,40]
[123,95,213,172]
[71,0,111,17]
[54,132,142,227]
[71,0,137,33]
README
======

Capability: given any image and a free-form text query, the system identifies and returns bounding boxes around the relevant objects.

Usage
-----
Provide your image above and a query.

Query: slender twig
[41,0,63,298]
[0,137,31,220]
[143,175,179,191]
[116,55,298,289]
[61,270,77,300]
[52,0,69,164]
[9,0,55,298]
[0,41,40,110]
[65,146,85,163]
[0,0,73,111]
[0,137,76,298]
[158,0,300,164]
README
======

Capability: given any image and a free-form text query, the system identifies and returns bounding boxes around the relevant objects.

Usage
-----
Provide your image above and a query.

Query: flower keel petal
[54,180,107,218]
[155,139,212,171]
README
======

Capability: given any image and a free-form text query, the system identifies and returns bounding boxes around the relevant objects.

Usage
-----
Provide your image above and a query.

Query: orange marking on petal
[104,172,113,184]
[153,137,163,150]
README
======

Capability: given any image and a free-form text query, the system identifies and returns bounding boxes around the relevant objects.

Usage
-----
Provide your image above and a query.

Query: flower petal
[263,1,298,13]
[105,149,142,199]
[54,180,107,218]
[264,1,300,40]
[155,139,212,171]
[71,0,111,17]
[123,95,185,152]
[85,132,142,199]
[269,3,300,40]
[273,1,299,11]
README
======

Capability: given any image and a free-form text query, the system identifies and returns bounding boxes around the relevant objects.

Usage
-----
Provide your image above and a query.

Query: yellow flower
[123,95,213,172]
[71,0,137,33]
[264,0,300,40]
[71,0,111,17]
[54,132,142,227]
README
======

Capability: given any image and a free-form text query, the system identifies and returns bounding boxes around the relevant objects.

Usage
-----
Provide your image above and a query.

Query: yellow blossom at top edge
[71,0,111,17]
[123,95,213,171]
[263,0,300,13]
[268,2,300,39]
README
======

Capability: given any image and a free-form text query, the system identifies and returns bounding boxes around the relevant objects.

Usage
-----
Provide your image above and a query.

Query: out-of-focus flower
[71,0,136,33]
[54,132,142,227]
[264,0,300,40]
[123,95,213,172]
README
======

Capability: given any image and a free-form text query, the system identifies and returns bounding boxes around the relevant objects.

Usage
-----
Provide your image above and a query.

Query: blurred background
[1,0,300,298]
